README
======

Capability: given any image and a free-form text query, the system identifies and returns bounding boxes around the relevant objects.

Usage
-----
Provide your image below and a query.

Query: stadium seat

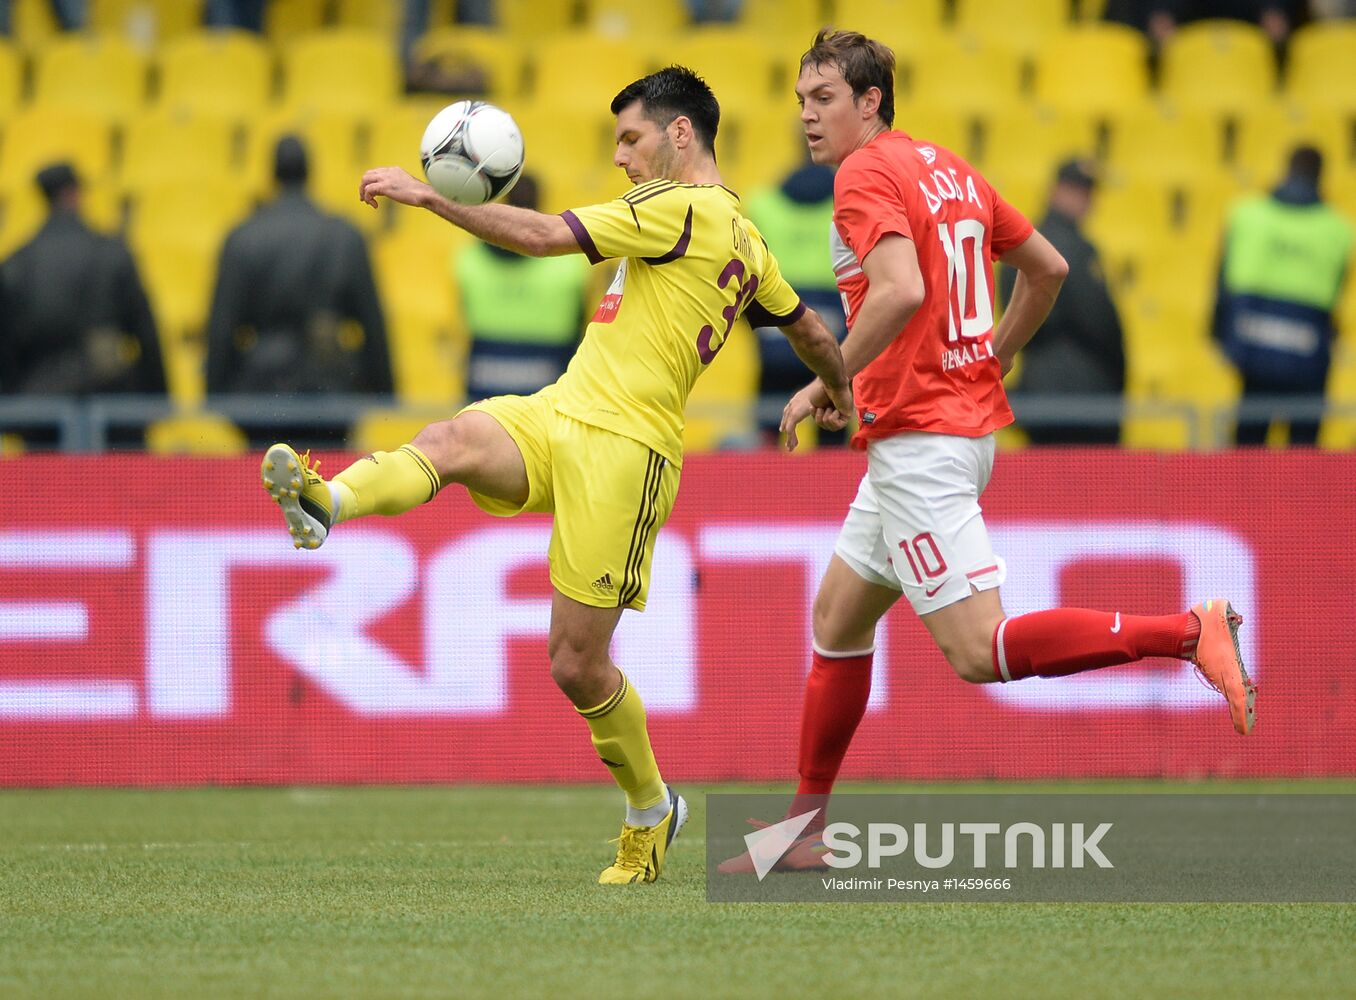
[126,177,252,261]
[155,30,273,120]
[720,109,810,200]
[264,0,328,42]
[669,27,785,107]
[0,178,121,257]
[1159,20,1277,117]
[1084,178,1176,277]
[1233,103,1348,192]
[8,0,61,51]
[282,29,400,116]
[497,0,579,42]
[954,0,1075,57]
[1286,20,1356,115]
[349,410,443,453]
[511,103,619,209]
[331,0,403,37]
[372,230,464,404]
[0,40,21,119]
[367,100,442,177]
[138,239,216,347]
[1103,105,1228,187]
[242,106,364,202]
[0,107,116,191]
[145,412,247,455]
[892,104,976,162]
[832,0,948,58]
[88,0,205,43]
[976,106,1098,182]
[528,32,651,110]
[119,110,239,196]
[1320,342,1356,449]
[905,35,1024,119]
[1033,24,1150,116]
[411,26,529,102]
[738,0,822,45]
[683,323,758,452]
[32,34,150,121]
[583,0,688,37]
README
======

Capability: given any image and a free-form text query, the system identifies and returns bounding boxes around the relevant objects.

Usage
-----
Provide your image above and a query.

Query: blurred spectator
[0,162,165,396]
[747,162,848,445]
[1104,1,1303,49]
[0,0,84,34]
[456,173,588,401]
[203,0,264,31]
[1212,145,1353,446]
[685,0,743,23]
[999,159,1125,446]
[401,0,494,94]
[205,135,392,397]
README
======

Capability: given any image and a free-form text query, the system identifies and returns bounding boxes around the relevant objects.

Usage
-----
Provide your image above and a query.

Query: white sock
[626,788,672,828]
[328,482,355,524]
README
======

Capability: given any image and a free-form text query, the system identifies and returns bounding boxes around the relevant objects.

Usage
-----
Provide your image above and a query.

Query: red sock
[992,609,1200,682]
[790,648,873,830]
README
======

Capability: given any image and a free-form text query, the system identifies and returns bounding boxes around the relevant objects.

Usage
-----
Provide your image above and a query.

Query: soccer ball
[420,100,525,206]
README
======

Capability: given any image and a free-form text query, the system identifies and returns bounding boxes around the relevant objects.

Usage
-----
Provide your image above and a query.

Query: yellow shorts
[461,389,680,611]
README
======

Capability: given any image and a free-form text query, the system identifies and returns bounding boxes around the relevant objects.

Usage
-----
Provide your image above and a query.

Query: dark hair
[1288,144,1323,184]
[274,134,309,186]
[799,28,896,128]
[610,65,720,154]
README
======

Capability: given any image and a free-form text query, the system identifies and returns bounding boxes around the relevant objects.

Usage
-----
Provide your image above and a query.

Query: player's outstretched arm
[993,229,1069,375]
[358,166,578,257]
[839,234,926,377]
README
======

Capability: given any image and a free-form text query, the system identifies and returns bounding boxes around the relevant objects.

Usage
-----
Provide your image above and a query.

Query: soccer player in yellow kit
[260,67,852,884]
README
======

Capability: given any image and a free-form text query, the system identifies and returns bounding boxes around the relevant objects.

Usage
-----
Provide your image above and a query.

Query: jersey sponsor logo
[592,259,627,324]
[592,573,615,592]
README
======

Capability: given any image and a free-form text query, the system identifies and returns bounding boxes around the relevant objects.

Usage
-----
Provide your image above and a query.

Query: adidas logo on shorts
[591,573,615,592]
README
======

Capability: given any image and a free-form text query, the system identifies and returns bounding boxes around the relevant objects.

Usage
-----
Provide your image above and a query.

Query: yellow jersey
[557,179,805,466]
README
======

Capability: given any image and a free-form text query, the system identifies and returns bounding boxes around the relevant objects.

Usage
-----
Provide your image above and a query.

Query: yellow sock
[578,672,666,812]
[331,444,441,523]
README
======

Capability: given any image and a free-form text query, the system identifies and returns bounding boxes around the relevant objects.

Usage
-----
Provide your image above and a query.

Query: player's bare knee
[547,634,611,702]
[411,419,468,481]
[812,593,872,652]
[940,637,996,684]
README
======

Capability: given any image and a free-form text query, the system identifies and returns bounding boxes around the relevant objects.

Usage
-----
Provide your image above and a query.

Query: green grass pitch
[2,783,1353,999]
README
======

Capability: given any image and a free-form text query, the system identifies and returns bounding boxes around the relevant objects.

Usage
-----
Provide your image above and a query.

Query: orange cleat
[1190,599,1257,735]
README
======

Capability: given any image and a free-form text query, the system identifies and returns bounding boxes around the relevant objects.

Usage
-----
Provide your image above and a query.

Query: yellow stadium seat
[683,324,758,452]
[1320,342,1356,449]
[139,244,215,407]
[1176,175,1244,250]
[1033,24,1150,116]
[509,103,620,211]
[1232,102,1346,192]
[9,0,61,51]
[1160,20,1276,117]
[119,110,239,195]
[497,0,579,42]
[891,104,975,160]
[155,30,273,119]
[88,0,205,43]
[584,0,687,37]
[977,106,1098,181]
[264,0,328,42]
[0,107,115,190]
[127,177,252,260]
[411,27,529,101]
[528,32,651,110]
[955,0,1075,57]
[720,109,809,199]
[905,34,1024,118]
[832,0,947,59]
[283,29,400,116]
[669,27,786,107]
[32,34,150,121]
[1286,21,1356,116]
[1103,105,1227,187]
[372,230,464,405]
[332,0,403,36]
[349,410,444,453]
[0,40,21,118]
[367,100,439,176]
[1085,178,1176,275]
[242,106,364,202]
[145,412,247,455]
[738,0,822,46]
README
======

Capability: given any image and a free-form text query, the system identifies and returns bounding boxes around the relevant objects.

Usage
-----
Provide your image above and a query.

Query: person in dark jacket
[0,162,165,396]
[205,135,392,396]
[999,159,1126,445]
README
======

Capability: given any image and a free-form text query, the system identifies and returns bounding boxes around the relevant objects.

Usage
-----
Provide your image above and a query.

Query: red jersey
[831,131,1034,445]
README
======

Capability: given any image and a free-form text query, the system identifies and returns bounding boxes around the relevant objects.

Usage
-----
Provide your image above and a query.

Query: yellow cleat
[598,787,688,885]
[260,443,333,550]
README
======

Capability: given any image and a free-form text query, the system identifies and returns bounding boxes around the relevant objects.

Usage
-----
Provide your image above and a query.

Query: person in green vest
[748,162,848,445]
[1212,145,1354,445]
[456,173,589,401]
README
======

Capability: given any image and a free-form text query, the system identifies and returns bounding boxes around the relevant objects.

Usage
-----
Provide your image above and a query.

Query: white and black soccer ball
[420,100,525,206]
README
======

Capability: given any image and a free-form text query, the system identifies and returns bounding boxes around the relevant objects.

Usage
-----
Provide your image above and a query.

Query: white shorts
[834,432,1006,615]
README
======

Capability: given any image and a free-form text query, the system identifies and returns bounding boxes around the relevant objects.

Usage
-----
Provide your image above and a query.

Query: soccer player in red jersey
[721,29,1255,874]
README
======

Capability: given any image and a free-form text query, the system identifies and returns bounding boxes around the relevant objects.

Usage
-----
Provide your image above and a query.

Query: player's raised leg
[549,592,686,884]
[260,410,530,547]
